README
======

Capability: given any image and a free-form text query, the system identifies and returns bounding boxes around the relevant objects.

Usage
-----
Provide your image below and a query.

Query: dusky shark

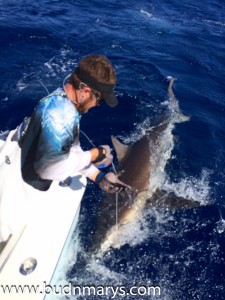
[91,78,200,254]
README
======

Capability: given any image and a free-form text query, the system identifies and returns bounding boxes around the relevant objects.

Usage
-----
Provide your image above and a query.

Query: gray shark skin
[91,78,200,254]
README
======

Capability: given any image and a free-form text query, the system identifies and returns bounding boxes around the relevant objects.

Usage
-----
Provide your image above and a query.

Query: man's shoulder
[37,88,80,123]
[37,88,67,111]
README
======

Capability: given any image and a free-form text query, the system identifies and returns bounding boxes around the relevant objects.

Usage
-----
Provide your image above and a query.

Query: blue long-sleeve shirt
[21,88,98,190]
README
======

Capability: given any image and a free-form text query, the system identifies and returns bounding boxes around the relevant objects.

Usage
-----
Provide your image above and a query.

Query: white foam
[163,169,211,204]
[109,211,151,249]
[204,19,225,27]
[43,48,78,78]
[16,79,29,92]
[140,9,153,18]
[86,259,126,283]
[13,47,79,99]
[216,219,225,234]
[148,120,175,194]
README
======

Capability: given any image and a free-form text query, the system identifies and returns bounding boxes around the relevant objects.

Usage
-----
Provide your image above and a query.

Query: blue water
[1,0,225,299]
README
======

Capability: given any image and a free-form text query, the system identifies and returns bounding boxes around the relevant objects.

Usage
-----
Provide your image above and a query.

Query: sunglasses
[92,90,104,106]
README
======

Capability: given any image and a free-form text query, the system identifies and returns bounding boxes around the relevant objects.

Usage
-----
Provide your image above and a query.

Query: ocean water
[0,0,225,299]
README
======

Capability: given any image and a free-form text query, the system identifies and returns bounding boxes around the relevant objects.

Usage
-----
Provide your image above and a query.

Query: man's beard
[76,97,93,114]
[77,104,88,114]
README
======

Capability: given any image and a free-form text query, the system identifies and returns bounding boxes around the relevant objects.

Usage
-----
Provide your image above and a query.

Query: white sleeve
[35,143,99,181]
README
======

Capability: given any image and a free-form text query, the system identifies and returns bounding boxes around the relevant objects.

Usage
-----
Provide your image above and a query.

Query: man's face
[77,91,99,114]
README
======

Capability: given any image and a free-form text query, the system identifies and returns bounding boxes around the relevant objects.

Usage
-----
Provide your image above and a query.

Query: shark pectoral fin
[179,114,190,122]
[111,135,130,162]
[147,189,202,209]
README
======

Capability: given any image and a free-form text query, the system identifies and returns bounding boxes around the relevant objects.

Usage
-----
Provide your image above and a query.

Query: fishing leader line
[80,130,119,232]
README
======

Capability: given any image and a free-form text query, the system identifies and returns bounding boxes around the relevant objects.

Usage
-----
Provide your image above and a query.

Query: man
[18,54,127,193]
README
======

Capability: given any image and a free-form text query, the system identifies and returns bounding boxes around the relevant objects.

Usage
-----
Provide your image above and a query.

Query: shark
[91,78,200,254]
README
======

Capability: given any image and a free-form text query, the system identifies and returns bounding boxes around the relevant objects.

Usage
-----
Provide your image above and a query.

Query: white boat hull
[0,130,86,299]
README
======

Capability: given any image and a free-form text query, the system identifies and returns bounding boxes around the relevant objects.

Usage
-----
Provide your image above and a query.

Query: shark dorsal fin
[111,135,129,162]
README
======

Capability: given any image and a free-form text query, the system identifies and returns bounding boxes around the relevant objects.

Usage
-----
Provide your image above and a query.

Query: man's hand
[92,145,113,169]
[95,171,130,193]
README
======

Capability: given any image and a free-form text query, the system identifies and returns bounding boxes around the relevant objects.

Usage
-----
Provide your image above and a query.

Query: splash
[163,169,212,204]
[148,119,176,194]
[140,9,153,18]
[13,47,79,98]
[86,259,126,283]
[16,78,29,92]
[216,218,225,234]
[215,207,225,234]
